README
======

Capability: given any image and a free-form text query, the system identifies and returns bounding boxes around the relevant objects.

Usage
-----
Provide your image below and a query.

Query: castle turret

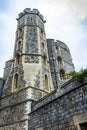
[47,39,74,88]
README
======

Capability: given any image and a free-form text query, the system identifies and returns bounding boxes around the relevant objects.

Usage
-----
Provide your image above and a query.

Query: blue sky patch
[0,0,11,12]
[81,17,87,26]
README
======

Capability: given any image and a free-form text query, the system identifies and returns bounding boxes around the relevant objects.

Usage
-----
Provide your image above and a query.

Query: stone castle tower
[3,8,53,99]
[0,8,74,130]
[47,39,74,88]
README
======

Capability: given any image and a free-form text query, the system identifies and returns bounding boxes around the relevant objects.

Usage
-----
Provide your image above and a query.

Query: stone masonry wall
[28,77,87,130]
[47,39,74,89]
[3,60,13,79]
[0,87,29,130]
[0,78,5,97]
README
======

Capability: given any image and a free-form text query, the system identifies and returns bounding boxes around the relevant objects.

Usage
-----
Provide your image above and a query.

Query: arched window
[42,42,44,49]
[18,28,22,37]
[59,69,65,80]
[55,46,58,53]
[13,73,18,91]
[57,56,63,65]
[41,29,44,36]
[45,75,49,91]
[43,55,47,66]
[15,54,20,66]
[55,45,60,54]
[18,41,21,49]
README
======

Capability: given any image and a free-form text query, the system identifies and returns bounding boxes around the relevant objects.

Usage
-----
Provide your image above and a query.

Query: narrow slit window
[13,73,18,91]
[15,54,20,66]
[42,42,44,49]
[45,75,49,91]
[43,56,47,66]
[18,41,21,49]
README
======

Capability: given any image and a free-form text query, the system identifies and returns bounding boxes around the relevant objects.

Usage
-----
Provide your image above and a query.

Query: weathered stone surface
[0,8,80,130]
[28,79,87,130]
[47,39,74,89]
[3,59,13,79]
[0,78,5,98]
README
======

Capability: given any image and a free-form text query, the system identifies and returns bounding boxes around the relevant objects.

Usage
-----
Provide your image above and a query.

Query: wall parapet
[28,76,87,130]
[31,76,87,112]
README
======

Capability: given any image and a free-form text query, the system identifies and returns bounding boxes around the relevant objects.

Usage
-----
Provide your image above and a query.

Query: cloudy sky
[0,0,87,77]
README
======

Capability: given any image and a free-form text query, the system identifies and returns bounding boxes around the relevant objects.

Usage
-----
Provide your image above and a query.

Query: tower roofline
[47,38,69,51]
[17,8,46,23]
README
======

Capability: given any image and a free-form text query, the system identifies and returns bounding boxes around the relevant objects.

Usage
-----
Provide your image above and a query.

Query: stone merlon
[17,8,46,23]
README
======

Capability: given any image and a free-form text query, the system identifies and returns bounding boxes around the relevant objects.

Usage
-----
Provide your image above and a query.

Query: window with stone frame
[15,54,20,66]
[18,41,21,50]
[55,45,61,54]
[41,29,44,36]
[42,42,44,49]
[43,55,47,66]
[57,56,63,65]
[18,28,22,37]
[59,69,65,80]
[45,75,49,91]
[13,73,18,91]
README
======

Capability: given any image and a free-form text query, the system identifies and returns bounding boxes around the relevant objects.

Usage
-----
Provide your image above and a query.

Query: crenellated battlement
[17,8,46,22]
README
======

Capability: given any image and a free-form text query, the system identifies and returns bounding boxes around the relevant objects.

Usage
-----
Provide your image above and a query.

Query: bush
[69,68,87,83]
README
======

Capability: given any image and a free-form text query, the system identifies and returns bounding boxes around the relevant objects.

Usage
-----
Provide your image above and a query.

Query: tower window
[19,28,22,34]
[15,54,20,66]
[13,73,18,91]
[18,28,22,36]
[41,29,44,36]
[55,46,58,53]
[59,69,65,80]
[45,75,49,91]
[18,41,21,49]
[43,55,47,66]
[42,42,44,49]
[55,45,60,54]
[57,56,63,65]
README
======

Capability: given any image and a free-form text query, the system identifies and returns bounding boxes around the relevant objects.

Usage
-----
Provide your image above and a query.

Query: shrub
[69,68,87,83]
